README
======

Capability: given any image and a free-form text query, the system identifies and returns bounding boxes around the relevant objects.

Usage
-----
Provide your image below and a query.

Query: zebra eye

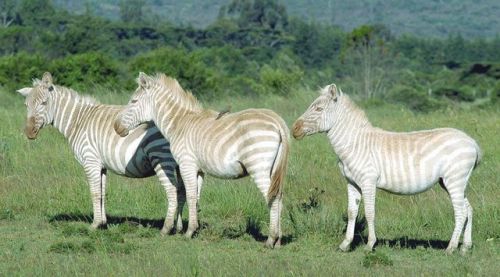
[41,100,48,105]
[315,107,324,112]
[131,99,138,104]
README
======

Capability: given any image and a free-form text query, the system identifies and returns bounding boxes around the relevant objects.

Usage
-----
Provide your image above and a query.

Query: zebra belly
[200,160,247,179]
[377,167,439,195]
[101,127,156,178]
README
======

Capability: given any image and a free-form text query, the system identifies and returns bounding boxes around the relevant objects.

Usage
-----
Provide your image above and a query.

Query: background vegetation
[0,0,499,112]
[0,0,499,275]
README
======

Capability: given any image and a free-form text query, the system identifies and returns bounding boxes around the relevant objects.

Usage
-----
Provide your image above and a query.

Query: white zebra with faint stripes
[18,72,184,234]
[292,84,481,254]
[114,73,290,248]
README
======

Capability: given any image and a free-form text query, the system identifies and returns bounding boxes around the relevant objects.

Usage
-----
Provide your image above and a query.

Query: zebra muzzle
[24,117,39,140]
[113,120,129,137]
[292,120,305,140]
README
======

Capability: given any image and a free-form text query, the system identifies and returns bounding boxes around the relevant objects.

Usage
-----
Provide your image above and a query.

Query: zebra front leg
[154,164,178,235]
[339,183,361,252]
[85,165,107,229]
[180,165,200,238]
[361,183,377,251]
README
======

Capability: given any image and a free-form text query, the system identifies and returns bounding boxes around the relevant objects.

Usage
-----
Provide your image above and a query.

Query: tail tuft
[267,122,290,203]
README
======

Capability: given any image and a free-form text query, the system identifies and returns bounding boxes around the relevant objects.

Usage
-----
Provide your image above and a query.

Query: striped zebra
[114,73,289,248]
[292,84,481,254]
[17,72,184,234]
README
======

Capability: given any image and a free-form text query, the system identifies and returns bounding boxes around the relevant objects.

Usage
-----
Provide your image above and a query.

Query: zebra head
[17,72,56,140]
[292,84,341,139]
[114,72,155,137]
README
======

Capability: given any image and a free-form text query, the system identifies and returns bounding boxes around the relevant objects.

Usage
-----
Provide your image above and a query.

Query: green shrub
[0,52,49,91]
[387,85,444,113]
[433,87,475,102]
[49,52,121,90]
[128,46,219,97]
[259,52,303,95]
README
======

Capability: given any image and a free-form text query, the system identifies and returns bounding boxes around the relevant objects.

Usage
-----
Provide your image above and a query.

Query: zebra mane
[53,85,99,105]
[153,73,203,112]
[324,89,372,128]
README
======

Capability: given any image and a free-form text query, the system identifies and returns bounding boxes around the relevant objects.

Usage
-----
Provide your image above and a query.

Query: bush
[259,52,303,95]
[386,85,444,113]
[128,46,219,97]
[433,87,475,102]
[49,52,121,90]
[0,52,49,91]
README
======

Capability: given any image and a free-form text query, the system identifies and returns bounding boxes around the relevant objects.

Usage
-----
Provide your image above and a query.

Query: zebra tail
[267,122,290,203]
[474,140,482,168]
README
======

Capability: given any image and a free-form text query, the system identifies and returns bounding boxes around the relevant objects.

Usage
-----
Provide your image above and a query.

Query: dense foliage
[1,0,499,111]
[52,0,500,38]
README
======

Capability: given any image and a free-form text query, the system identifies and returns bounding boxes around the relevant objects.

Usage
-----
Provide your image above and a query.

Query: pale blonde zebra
[114,73,289,248]
[292,84,481,254]
[18,72,184,234]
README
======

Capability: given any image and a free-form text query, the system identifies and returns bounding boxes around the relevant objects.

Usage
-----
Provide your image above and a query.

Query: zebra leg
[250,170,280,248]
[154,164,178,236]
[175,167,185,233]
[266,193,283,248]
[180,165,200,238]
[361,183,377,251]
[443,179,467,254]
[339,183,361,252]
[461,197,473,253]
[85,164,106,229]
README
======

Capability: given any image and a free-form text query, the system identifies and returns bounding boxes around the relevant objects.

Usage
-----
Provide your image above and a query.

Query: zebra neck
[51,92,94,139]
[153,101,192,141]
[327,110,372,159]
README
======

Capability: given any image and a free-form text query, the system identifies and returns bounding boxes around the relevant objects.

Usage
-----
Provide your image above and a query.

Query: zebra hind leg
[154,164,178,235]
[461,197,473,254]
[266,194,283,249]
[179,166,201,238]
[443,179,467,254]
[249,171,281,249]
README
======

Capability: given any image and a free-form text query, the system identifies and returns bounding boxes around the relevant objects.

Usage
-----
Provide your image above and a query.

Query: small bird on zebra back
[17,72,185,235]
[114,72,290,248]
[292,83,481,254]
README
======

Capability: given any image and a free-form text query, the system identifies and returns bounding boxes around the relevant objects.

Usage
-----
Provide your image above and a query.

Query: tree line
[1,0,499,111]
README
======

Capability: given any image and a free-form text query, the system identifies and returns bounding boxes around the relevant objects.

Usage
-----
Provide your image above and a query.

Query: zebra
[292,84,481,254]
[17,72,184,234]
[114,72,289,248]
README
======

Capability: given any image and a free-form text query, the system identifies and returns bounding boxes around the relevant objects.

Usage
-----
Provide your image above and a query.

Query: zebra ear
[137,72,151,89]
[17,87,32,97]
[41,72,53,86]
[329,84,338,101]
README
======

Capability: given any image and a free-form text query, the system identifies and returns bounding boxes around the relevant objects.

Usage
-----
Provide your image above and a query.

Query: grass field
[0,87,498,276]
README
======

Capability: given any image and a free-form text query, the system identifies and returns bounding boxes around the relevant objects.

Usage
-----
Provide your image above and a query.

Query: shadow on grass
[48,213,293,245]
[343,215,449,250]
[244,217,294,245]
[48,213,165,229]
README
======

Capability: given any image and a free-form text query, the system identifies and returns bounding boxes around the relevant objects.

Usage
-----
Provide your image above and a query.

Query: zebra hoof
[445,247,456,255]
[90,222,105,230]
[264,237,281,249]
[363,245,374,252]
[176,222,183,234]
[160,226,174,236]
[338,241,351,252]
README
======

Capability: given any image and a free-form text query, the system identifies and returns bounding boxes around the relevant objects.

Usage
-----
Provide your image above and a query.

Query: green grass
[0,88,499,276]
